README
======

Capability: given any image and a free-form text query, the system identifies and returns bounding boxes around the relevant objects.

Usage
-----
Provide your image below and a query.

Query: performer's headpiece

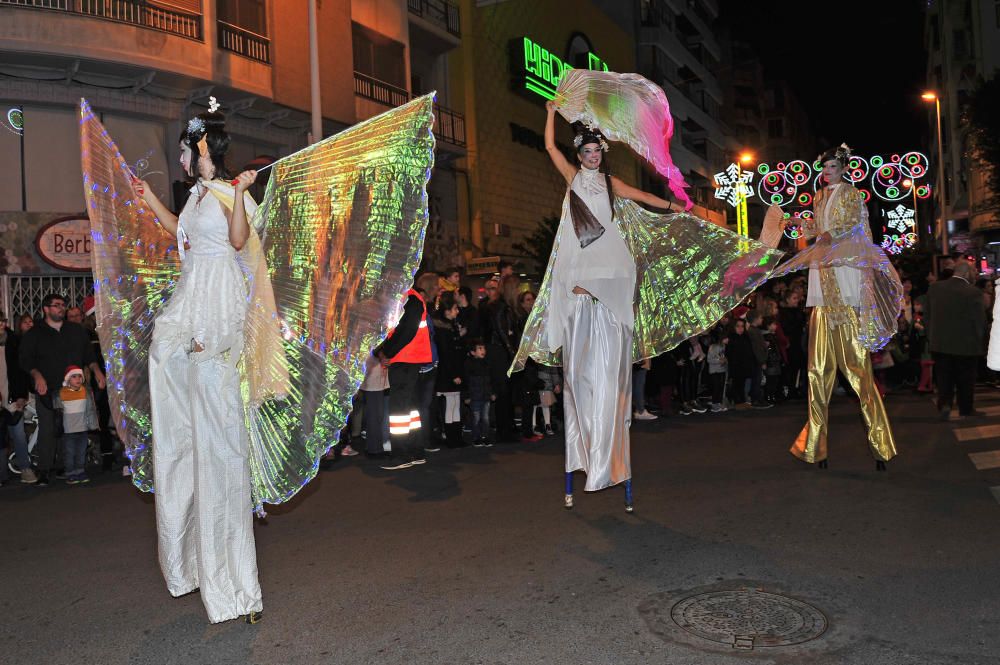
[819,143,852,167]
[572,122,610,153]
[182,98,231,178]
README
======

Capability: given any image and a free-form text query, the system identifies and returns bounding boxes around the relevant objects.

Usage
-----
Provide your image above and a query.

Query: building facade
[0,0,468,314]
[924,0,1000,250]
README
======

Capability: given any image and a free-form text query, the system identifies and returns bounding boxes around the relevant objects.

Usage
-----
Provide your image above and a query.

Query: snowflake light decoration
[885,204,915,233]
[714,163,755,207]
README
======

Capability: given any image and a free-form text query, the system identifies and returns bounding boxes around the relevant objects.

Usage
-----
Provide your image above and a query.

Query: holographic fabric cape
[511,198,784,372]
[80,95,436,510]
[759,185,903,352]
[555,69,693,210]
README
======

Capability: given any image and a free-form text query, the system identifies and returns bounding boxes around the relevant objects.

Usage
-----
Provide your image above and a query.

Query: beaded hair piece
[573,124,610,152]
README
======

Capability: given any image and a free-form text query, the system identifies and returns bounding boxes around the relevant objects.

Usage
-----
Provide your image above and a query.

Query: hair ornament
[208,96,221,113]
[573,124,610,152]
[186,116,206,137]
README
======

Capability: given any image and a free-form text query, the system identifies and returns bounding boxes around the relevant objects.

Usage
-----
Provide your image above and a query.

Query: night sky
[719,0,930,156]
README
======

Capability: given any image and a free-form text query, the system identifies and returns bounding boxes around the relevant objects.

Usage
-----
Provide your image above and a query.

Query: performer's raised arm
[544,100,577,184]
[130,177,178,237]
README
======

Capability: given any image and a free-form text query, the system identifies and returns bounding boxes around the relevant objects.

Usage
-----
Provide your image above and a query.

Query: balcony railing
[217,20,270,63]
[433,103,465,147]
[406,0,460,37]
[1,0,203,40]
[354,72,466,147]
[354,71,410,108]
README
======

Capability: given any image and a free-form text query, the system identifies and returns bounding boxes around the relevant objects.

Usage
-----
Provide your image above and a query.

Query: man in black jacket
[19,293,105,485]
[926,261,986,420]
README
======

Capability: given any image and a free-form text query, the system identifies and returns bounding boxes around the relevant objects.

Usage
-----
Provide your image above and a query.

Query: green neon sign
[520,36,608,100]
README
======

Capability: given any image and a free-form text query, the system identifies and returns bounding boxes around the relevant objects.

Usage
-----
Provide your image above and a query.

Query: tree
[512,215,559,275]
[967,76,1000,201]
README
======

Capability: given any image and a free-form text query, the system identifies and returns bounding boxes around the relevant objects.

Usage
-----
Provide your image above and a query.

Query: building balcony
[217,20,270,63]
[0,0,203,40]
[407,0,459,36]
[353,72,466,148]
[407,0,460,55]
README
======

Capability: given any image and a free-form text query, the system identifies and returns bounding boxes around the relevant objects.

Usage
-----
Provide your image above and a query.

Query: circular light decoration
[872,161,907,201]
[758,163,770,175]
[787,159,812,185]
[4,108,23,136]
[797,192,812,206]
[858,188,872,202]
[758,168,797,207]
[871,155,884,167]
[846,156,869,183]
[916,184,931,199]
[899,151,929,179]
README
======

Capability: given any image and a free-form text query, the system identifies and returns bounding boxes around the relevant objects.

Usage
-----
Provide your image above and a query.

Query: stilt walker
[511,70,782,511]
[80,93,437,623]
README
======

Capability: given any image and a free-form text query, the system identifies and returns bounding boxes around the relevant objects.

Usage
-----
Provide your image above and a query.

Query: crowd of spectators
[3,253,997,482]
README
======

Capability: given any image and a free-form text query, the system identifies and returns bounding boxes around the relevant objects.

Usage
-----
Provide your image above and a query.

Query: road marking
[968,450,1000,471]
[954,425,1000,442]
[974,405,1000,416]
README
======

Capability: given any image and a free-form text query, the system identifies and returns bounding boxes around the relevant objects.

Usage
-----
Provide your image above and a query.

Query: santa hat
[83,295,96,316]
[63,365,84,386]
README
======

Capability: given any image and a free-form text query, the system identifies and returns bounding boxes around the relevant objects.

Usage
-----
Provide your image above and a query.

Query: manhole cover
[669,588,827,649]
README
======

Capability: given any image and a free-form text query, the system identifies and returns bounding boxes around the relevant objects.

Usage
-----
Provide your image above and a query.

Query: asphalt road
[3,389,1000,665]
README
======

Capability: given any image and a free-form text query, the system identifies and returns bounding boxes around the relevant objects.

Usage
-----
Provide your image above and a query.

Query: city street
[3,390,1000,664]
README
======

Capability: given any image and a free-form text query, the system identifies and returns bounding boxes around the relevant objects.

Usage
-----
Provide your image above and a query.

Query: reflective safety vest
[388,289,433,365]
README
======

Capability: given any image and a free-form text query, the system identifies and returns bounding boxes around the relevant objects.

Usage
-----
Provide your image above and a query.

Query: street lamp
[903,178,919,241]
[922,91,948,254]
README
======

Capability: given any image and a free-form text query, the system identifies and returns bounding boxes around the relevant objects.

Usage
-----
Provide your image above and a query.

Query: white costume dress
[148,181,262,623]
[548,168,636,491]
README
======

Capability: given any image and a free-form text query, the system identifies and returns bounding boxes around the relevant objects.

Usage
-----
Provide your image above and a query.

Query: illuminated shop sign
[513,36,609,101]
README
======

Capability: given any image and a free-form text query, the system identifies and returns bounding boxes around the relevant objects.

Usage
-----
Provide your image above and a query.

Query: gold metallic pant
[791,306,897,463]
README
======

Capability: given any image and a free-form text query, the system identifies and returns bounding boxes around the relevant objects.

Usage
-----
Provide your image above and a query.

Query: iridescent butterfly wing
[80,98,180,493]
[243,95,435,510]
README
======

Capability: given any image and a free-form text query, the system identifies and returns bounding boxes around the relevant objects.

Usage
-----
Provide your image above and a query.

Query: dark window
[768,118,784,138]
[216,0,266,34]
[353,22,406,88]
[953,30,967,59]
[772,86,784,110]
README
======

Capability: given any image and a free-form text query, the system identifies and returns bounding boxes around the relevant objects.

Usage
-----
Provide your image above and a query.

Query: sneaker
[633,410,658,421]
[709,403,727,413]
[37,472,50,486]
[67,472,90,485]
[752,401,774,410]
[20,468,38,484]
[481,439,494,448]
[54,470,67,480]
[687,402,707,414]
[121,465,132,478]
[544,425,555,437]
[678,405,693,416]
[340,445,359,457]
[472,438,486,448]
[379,459,414,470]
[410,457,427,465]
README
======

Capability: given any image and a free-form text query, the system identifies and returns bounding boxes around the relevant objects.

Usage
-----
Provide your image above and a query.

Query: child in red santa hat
[58,365,98,484]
